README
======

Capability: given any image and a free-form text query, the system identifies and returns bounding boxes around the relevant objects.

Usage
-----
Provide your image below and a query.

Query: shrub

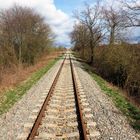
[93,44,140,96]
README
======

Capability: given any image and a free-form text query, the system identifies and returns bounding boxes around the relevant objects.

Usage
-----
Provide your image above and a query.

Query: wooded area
[0,5,58,86]
[71,0,140,99]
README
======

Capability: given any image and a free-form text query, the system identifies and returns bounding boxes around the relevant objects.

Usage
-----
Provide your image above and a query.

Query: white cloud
[0,0,74,46]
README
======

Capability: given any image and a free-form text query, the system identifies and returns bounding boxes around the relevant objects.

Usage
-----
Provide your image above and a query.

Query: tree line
[0,5,56,82]
[71,0,140,97]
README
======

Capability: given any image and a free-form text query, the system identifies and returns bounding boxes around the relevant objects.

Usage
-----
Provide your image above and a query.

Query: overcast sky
[0,0,139,46]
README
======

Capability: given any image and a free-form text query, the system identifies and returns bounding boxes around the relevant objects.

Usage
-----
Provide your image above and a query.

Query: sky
[0,0,94,47]
[0,0,139,46]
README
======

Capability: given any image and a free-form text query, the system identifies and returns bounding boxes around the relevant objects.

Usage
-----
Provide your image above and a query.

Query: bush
[93,44,140,96]
[0,5,54,66]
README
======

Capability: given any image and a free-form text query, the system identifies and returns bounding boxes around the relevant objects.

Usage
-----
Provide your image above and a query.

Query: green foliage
[0,57,60,115]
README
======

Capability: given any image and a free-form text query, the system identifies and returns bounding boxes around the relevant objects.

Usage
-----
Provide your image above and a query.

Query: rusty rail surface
[69,55,88,140]
[27,55,66,140]
[27,54,88,140]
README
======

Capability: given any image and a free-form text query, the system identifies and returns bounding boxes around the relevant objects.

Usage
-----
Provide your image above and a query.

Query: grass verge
[0,56,61,115]
[81,61,140,131]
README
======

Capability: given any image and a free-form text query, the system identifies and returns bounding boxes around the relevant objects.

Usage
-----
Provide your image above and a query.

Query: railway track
[18,53,100,140]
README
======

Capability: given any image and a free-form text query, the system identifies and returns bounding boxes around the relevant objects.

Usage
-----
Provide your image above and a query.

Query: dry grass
[0,51,63,95]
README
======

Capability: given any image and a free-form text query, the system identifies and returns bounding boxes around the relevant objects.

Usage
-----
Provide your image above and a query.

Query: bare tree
[71,23,89,58]
[0,5,53,65]
[102,6,127,45]
[122,0,140,27]
[74,3,103,63]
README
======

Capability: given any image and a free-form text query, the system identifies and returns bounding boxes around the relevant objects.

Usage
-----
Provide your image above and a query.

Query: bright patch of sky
[54,0,86,14]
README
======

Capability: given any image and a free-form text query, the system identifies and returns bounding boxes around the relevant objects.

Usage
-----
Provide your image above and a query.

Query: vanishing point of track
[18,52,100,140]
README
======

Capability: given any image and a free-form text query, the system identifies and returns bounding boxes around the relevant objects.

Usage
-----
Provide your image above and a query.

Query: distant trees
[71,1,140,97]
[71,0,140,57]
[0,5,53,67]
[71,0,140,48]
[0,5,56,84]
[71,24,89,58]
[102,6,127,45]
[73,3,103,63]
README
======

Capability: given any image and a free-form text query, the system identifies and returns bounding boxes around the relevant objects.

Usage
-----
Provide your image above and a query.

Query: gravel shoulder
[0,59,62,140]
[73,58,139,140]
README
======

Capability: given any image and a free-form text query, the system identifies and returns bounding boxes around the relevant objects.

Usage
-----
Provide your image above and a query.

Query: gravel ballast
[0,56,139,140]
[73,59,139,140]
[0,59,62,140]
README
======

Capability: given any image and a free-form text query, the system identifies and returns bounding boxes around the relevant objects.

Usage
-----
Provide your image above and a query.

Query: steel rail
[69,55,88,140]
[27,55,66,140]
[26,54,88,140]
